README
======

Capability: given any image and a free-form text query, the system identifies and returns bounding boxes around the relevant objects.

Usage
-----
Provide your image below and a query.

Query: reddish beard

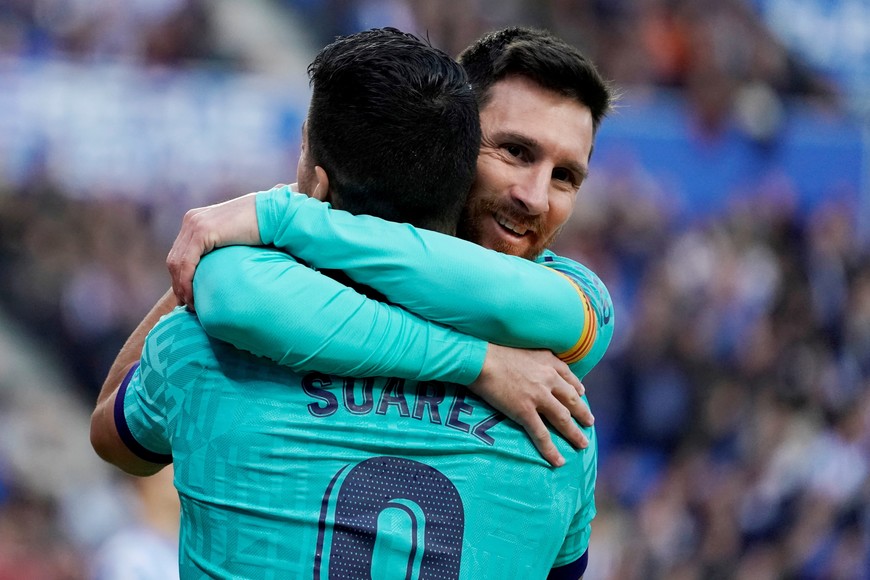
[458,195,556,259]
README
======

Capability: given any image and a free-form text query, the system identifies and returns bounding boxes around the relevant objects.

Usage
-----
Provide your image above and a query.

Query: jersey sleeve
[256,187,604,359]
[116,311,194,463]
[192,245,487,384]
[537,251,615,381]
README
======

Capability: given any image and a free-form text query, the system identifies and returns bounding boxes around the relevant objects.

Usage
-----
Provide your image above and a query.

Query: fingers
[573,398,594,428]
[167,236,196,308]
[516,391,591,468]
[552,362,591,424]
[555,385,594,428]
[517,414,566,468]
[171,259,197,311]
[167,242,187,305]
[167,209,212,308]
[539,356,592,428]
[469,345,596,468]
[555,360,585,397]
[539,395,590,450]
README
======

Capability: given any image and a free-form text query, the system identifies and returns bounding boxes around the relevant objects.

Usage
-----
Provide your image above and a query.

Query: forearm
[91,289,176,474]
[96,288,177,406]
[257,188,589,353]
[193,246,487,384]
[90,378,166,477]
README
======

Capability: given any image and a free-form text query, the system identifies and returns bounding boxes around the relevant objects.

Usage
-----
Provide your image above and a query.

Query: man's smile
[495,211,532,237]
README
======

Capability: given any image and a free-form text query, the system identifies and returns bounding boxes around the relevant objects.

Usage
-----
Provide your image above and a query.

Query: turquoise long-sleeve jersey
[193,186,614,383]
[118,185,615,578]
[119,309,597,579]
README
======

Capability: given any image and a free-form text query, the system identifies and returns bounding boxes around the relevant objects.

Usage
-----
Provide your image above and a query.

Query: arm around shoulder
[256,188,598,353]
[193,245,488,383]
[91,289,178,475]
[90,362,169,477]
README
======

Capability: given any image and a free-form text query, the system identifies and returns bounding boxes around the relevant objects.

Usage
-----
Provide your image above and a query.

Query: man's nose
[510,169,550,215]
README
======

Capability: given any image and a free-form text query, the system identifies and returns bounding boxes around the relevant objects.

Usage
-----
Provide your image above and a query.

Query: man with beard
[93,27,614,578]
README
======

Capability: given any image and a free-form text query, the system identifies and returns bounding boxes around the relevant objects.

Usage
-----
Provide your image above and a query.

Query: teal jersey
[119,309,597,579]
[193,246,488,385]
[194,186,614,383]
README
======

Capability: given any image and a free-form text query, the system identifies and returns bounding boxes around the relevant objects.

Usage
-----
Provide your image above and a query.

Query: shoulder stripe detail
[553,271,598,365]
[113,362,173,465]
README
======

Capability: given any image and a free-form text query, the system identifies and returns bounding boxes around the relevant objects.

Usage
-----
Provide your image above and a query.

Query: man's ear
[311,166,331,202]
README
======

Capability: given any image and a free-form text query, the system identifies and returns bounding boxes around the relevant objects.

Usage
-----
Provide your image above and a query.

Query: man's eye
[504,144,524,158]
[553,168,573,183]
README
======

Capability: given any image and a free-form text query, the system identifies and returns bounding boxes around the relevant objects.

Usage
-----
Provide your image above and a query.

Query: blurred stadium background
[0,0,868,578]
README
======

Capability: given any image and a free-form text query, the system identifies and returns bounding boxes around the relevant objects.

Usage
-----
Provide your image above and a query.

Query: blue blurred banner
[752,0,870,93]
[0,58,308,203]
[594,90,864,219]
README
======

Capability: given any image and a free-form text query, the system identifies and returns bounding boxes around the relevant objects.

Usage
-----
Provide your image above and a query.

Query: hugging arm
[255,188,606,363]
[166,186,614,465]
[91,289,177,475]
[194,246,487,384]
[194,245,592,466]
[175,186,613,373]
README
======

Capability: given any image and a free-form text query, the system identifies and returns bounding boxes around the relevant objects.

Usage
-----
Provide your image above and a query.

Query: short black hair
[306,27,481,233]
[458,27,612,134]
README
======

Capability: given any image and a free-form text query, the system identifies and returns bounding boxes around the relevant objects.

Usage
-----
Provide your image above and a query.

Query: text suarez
[301,372,505,446]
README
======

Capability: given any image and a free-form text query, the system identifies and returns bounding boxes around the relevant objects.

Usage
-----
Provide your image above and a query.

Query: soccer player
[106,27,614,467]
[91,27,611,578]
[176,26,614,459]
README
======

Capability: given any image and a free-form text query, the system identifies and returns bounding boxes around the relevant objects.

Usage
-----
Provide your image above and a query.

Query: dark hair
[306,28,481,233]
[458,27,612,134]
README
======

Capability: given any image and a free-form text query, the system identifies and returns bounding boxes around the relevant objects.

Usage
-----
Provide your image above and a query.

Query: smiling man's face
[458,75,594,259]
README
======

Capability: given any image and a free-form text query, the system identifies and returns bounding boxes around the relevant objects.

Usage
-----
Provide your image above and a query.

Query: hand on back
[165,185,595,468]
[471,343,593,467]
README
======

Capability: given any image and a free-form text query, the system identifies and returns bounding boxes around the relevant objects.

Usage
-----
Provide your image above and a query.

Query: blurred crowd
[554,166,870,578]
[0,0,221,67]
[284,0,840,138]
[0,0,868,578]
